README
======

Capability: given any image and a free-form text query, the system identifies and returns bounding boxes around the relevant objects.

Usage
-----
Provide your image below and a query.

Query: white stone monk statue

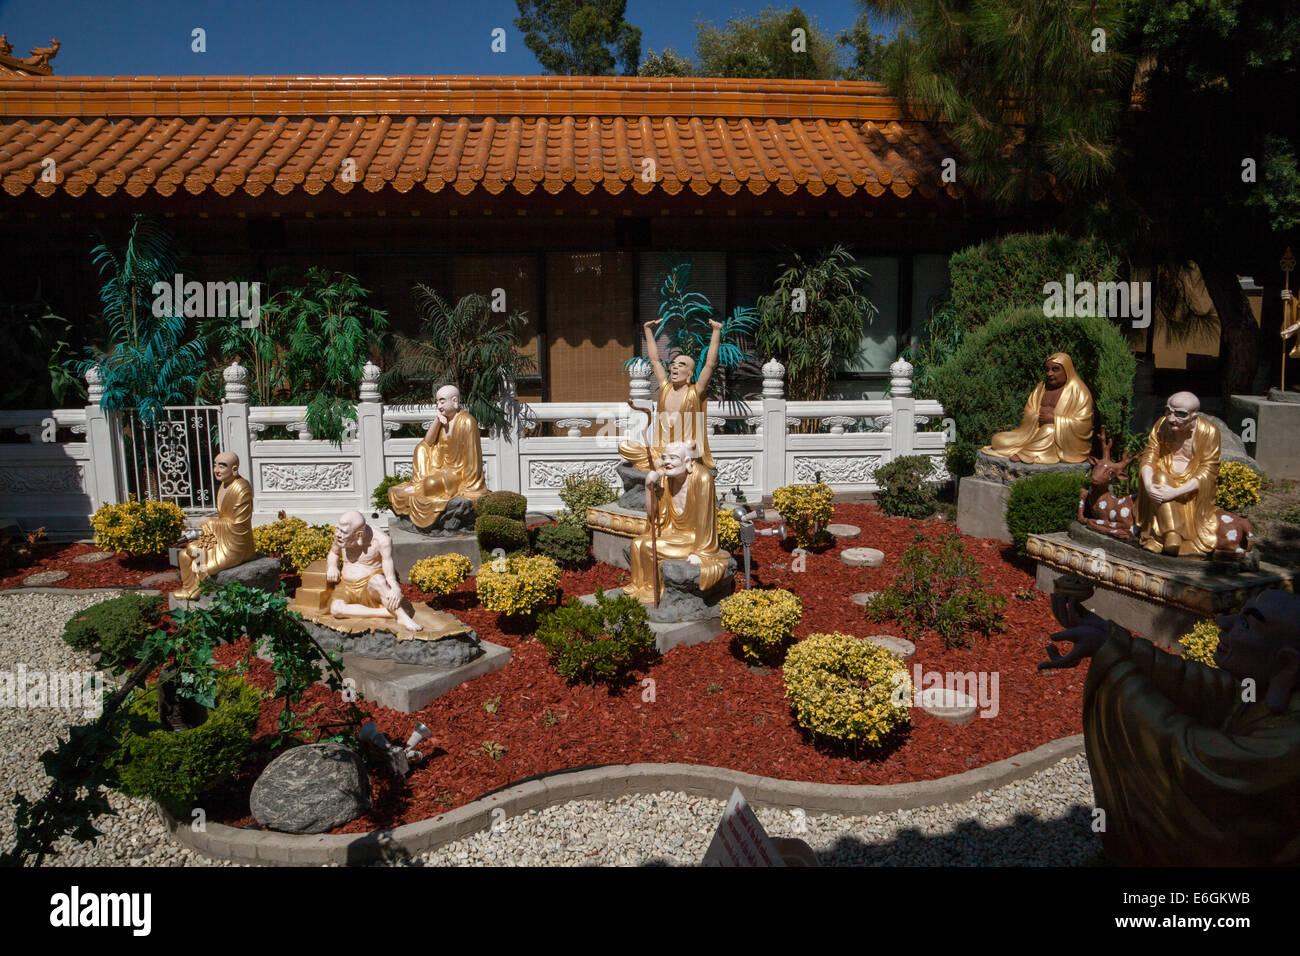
[388,384,487,528]
[325,510,422,632]
[173,451,256,600]
[619,318,723,473]
[623,440,729,605]
[982,352,1094,464]
[1136,391,1222,556]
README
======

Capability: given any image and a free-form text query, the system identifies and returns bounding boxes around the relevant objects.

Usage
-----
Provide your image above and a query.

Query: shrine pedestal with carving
[387,527,481,579]
[586,503,648,570]
[1028,526,1295,649]
[1229,391,1300,479]
[957,453,1089,543]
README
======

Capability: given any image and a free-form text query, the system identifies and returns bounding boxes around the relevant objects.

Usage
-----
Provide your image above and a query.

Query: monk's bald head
[1164,391,1200,434]
[213,451,239,482]
[334,510,369,549]
[435,385,462,417]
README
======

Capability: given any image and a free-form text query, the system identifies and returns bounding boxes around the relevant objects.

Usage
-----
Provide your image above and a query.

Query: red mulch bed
[186,503,1088,834]
[0,542,177,592]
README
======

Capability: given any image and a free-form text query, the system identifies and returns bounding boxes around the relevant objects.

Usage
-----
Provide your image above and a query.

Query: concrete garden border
[158,733,1085,865]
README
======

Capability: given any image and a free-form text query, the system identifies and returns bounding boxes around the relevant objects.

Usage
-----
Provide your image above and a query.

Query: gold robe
[388,409,488,529]
[175,476,256,599]
[1084,625,1300,865]
[1136,416,1220,555]
[982,352,1093,464]
[619,381,715,471]
[624,465,729,604]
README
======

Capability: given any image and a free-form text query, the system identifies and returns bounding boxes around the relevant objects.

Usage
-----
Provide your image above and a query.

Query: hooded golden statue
[624,442,730,605]
[1136,392,1220,556]
[982,352,1094,464]
[388,385,487,529]
[174,452,256,600]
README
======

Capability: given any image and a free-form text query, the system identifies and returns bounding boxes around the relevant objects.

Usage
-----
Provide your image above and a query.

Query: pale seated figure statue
[1136,391,1227,557]
[983,352,1094,464]
[1041,589,1300,865]
[325,510,422,632]
[388,384,487,530]
[619,318,723,475]
[173,451,256,600]
[623,440,730,606]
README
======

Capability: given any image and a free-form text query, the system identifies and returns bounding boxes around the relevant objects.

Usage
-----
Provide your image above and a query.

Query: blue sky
[0,0,877,76]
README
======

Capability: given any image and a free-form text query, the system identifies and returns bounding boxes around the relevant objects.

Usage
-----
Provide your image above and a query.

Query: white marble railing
[0,357,952,532]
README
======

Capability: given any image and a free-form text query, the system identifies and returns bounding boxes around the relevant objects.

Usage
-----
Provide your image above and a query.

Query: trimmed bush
[533,523,591,569]
[783,632,911,748]
[717,508,742,552]
[931,306,1136,475]
[253,515,309,558]
[1178,619,1220,667]
[91,499,187,556]
[371,474,407,512]
[408,553,473,598]
[1005,470,1091,554]
[719,588,803,663]
[475,513,530,558]
[62,593,165,659]
[557,474,617,536]
[772,481,835,548]
[477,491,527,521]
[535,588,657,684]
[112,674,264,807]
[864,531,1007,648]
[1216,461,1261,512]
[476,554,561,617]
[874,455,938,518]
[283,523,334,574]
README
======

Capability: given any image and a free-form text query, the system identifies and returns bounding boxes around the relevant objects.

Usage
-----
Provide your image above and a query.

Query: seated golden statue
[1041,589,1300,865]
[388,384,487,529]
[174,452,255,600]
[619,318,722,473]
[982,352,1093,464]
[623,441,730,605]
[1136,391,1224,556]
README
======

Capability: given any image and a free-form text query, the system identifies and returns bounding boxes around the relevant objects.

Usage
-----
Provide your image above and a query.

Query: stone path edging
[1,586,163,596]
[158,734,1085,866]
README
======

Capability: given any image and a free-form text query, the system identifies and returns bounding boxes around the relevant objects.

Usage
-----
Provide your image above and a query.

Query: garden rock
[865,634,915,661]
[1202,414,1262,473]
[918,687,978,726]
[973,451,1089,486]
[304,618,483,667]
[840,548,885,568]
[23,570,68,586]
[649,556,737,624]
[391,496,477,536]
[209,556,281,591]
[72,551,115,564]
[850,592,879,606]
[827,523,861,539]
[614,462,648,511]
[250,742,370,835]
[142,571,180,586]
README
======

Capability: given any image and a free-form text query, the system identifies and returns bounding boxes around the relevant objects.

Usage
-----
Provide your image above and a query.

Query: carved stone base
[973,451,1089,486]
[587,504,649,570]
[302,616,483,669]
[387,528,481,579]
[389,496,477,536]
[332,641,511,713]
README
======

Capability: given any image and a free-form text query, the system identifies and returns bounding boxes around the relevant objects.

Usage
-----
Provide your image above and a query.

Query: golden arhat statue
[387,384,487,529]
[1135,391,1223,556]
[1281,247,1299,391]
[981,352,1094,464]
[173,451,256,600]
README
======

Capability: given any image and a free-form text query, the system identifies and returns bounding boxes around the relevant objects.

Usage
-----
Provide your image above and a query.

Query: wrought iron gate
[119,406,225,514]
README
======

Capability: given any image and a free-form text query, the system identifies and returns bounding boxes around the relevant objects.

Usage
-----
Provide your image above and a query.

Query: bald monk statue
[1041,589,1300,865]
[620,318,723,474]
[387,384,487,529]
[326,510,422,632]
[1136,391,1224,556]
[623,440,730,606]
[173,452,256,600]
[982,353,1094,464]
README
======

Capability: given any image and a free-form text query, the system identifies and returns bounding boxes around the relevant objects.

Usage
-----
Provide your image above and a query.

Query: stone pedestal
[1229,393,1300,478]
[387,527,481,578]
[335,643,511,713]
[576,592,726,654]
[586,504,648,570]
[958,453,1089,544]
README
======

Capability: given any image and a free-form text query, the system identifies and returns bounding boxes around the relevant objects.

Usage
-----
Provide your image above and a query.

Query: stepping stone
[827,523,861,539]
[865,634,915,660]
[24,570,68,586]
[142,571,180,586]
[72,551,115,564]
[840,547,885,567]
[850,591,880,606]
[917,687,979,726]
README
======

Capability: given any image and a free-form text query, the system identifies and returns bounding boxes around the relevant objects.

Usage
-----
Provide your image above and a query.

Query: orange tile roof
[0,75,963,200]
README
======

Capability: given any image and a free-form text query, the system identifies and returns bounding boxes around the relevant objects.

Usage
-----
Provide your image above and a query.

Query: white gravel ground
[1,591,1101,867]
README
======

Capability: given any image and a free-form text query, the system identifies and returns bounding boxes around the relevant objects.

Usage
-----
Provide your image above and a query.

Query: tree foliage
[640,261,757,393]
[640,5,841,79]
[515,0,642,75]
[838,10,891,81]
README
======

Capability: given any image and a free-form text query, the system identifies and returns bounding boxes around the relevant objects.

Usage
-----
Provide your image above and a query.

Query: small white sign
[702,787,784,867]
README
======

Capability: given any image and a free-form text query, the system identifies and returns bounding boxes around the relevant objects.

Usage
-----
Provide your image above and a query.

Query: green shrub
[1216,461,1261,512]
[408,553,473,598]
[1178,619,1220,668]
[874,455,939,518]
[932,306,1136,476]
[475,513,530,558]
[1006,470,1091,554]
[772,481,835,548]
[253,515,308,558]
[1281,504,1300,526]
[783,632,912,749]
[283,523,335,574]
[719,588,803,663]
[112,674,263,807]
[477,491,527,521]
[533,523,591,569]
[535,589,657,684]
[90,499,187,556]
[557,474,617,535]
[864,531,1007,649]
[476,554,561,617]
[371,474,407,512]
[62,594,165,660]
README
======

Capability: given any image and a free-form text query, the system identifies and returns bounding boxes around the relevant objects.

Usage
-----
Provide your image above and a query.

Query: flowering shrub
[783,632,911,748]
[535,588,656,684]
[408,553,473,599]
[283,524,334,574]
[1215,461,1261,512]
[91,499,187,556]
[1178,619,1220,668]
[716,509,742,551]
[719,588,802,663]
[252,515,309,558]
[476,554,560,617]
[772,481,834,548]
